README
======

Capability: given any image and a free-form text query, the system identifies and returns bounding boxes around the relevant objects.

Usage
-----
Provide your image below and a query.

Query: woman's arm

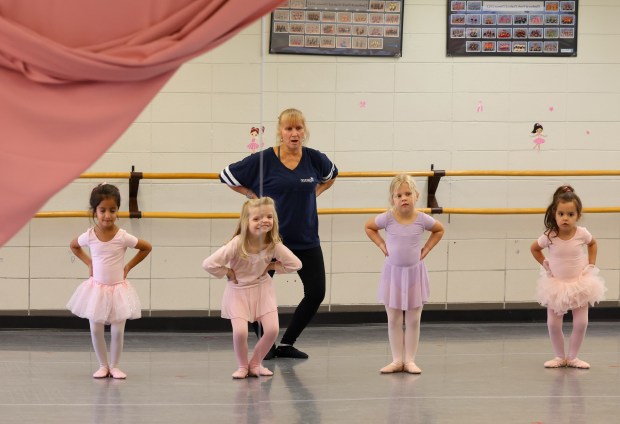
[220,156,259,199]
[227,185,256,199]
[316,178,335,197]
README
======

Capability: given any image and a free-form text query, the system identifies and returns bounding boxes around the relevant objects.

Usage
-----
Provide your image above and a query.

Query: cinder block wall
[1,1,619,317]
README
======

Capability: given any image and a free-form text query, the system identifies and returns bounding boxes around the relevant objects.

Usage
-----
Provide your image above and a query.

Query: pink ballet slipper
[232,367,249,379]
[403,362,422,374]
[380,361,404,374]
[543,357,567,368]
[93,366,110,378]
[248,365,273,377]
[109,367,127,379]
[566,358,590,369]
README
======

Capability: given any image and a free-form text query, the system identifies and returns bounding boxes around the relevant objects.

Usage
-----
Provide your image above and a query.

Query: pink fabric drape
[0,0,282,246]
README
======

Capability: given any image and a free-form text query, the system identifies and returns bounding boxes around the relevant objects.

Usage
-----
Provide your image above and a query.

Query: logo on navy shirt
[300,177,315,183]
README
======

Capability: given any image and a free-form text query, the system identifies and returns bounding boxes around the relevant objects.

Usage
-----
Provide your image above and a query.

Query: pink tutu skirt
[535,265,606,315]
[378,261,430,311]
[221,277,277,321]
[67,278,141,324]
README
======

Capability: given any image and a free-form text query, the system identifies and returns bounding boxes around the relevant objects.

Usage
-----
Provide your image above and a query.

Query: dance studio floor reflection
[1,322,620,423]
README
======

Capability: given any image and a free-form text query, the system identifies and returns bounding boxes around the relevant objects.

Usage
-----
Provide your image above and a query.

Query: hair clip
[92,182,108,191]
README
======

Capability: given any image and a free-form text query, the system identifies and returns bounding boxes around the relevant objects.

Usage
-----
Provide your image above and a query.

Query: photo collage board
[447,1,578,56]
[269,0,404,57]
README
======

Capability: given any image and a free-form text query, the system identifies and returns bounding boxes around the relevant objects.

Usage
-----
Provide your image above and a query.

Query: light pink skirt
[67,277,141,324]
[378,261,430,311]
[536,265,606,315]
[221,278,277,322]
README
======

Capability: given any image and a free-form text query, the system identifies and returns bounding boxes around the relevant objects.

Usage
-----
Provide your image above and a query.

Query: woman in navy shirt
[220,108,338,359]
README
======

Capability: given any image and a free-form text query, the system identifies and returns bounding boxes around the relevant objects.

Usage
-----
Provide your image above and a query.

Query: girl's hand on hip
[542,260,553,278]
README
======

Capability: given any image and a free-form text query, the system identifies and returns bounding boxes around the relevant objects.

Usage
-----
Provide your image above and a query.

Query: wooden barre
[440,170,620,177]
[79,170,620,179]
[79,172,432,179]
[33,207,620,218]
[63,169,620,218]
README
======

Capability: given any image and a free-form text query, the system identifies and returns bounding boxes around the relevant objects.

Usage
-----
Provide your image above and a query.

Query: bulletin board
[446,1,578,57]
[269,0,404,57]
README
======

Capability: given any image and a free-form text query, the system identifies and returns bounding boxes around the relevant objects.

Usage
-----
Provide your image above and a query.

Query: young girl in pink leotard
[203,197,301,379]
[67,183,152,379]
[365,174,444,374]
[531,185,606,369]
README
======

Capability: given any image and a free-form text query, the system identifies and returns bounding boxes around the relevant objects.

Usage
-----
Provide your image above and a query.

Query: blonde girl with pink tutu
[365,174,444,374]
[531,185,606,369]
[67,184,151,379]
[203,197,301,379]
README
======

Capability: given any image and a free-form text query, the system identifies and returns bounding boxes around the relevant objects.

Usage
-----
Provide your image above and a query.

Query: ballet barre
[33,206,620,219]
[33,168,620,218]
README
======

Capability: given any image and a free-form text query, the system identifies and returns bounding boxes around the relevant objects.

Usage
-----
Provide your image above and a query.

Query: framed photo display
[447,1,578,57]
[269,0,404,57]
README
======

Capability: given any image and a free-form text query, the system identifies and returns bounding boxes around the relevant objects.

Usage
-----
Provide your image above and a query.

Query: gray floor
[1,322,619,423]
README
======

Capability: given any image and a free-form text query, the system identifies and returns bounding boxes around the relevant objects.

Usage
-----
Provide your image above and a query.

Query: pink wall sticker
[247,126,265,153]
[531,122,546,151]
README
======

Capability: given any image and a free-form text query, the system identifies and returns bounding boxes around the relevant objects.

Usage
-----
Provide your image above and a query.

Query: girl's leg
[545,308,567,367]
[403,307,423,373]
[380,306,404,373]
[231,318,250,378]
[89,320,109,377]
[109,320,127,379]
[251,273,276,360]
[566,305,590,368]
[249,311,279,376]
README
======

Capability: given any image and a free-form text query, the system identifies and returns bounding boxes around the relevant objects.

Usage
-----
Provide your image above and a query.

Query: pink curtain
[0,0,282,246]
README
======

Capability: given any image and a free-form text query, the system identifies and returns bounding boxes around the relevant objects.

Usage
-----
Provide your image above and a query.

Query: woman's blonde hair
[276,108,310,145]
[233,197,281,258]
[388,174,419,207]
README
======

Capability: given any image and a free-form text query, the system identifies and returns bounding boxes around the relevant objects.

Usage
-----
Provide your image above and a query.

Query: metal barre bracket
[427,165,445,212]
[129,166,143,218]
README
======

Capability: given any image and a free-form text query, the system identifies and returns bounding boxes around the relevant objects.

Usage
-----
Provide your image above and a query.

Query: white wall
[1,0,619,315]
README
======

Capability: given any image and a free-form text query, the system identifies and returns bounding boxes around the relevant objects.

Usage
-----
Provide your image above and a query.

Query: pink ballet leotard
[67,228,142,324]
[535,226,606,315]
[375,210,436,310]
[202,236,301,321]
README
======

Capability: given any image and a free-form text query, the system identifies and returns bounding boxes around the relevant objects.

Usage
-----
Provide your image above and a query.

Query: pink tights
[231,311,279,370]
[385,306,423,364]
[547,305,589,360]
[89,319,126,368]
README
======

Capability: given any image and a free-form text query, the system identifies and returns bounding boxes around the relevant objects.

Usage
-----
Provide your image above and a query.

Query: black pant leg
[280,246,326,346]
